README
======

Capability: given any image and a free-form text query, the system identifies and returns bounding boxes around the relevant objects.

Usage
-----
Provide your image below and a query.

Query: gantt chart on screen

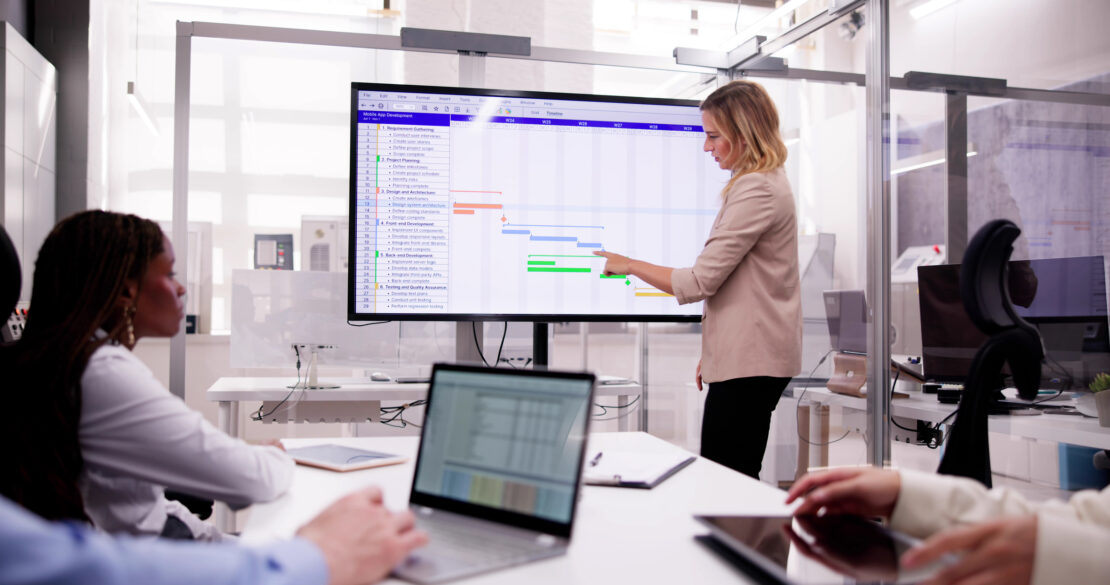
[351,88,730,318]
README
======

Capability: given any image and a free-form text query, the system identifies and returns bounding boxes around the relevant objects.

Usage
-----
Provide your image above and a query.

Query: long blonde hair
[700,80,787,191]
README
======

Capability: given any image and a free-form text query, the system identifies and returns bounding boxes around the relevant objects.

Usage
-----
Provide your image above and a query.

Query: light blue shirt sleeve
[0,497,329,585]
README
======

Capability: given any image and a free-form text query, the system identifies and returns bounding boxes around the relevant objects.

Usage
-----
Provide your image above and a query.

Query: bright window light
[213,248,224,285]
[594,0,636,31]
[638,1,689,20]
[211,297,227,333]
[772,45,796,59]
[120,191,171,221]
[127,82,160,136]
[719,0,811,49]
[187,191,224,225]
[148,0,392,18]
[246,194,347,228]
[910,0,959,20]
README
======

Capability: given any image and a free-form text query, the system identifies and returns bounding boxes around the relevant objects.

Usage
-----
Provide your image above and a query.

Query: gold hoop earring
[124,305,136,346]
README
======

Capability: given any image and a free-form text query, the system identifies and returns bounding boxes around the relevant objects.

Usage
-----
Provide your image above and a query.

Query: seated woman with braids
[0,211,293,539]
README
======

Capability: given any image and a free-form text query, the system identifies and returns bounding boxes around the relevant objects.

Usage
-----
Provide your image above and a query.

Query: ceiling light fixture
[127,81,160,136]
[892,145,977,176]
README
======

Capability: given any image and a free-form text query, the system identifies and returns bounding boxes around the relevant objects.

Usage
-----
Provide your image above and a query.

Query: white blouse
[77,343,293,539]
[892,469,1110,585]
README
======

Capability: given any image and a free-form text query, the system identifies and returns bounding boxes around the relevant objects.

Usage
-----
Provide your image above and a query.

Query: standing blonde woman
[595,80,801,479]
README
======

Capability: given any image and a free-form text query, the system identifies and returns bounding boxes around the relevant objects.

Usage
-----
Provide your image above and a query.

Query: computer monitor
[918,255,1110,387]
[347,83,730,322]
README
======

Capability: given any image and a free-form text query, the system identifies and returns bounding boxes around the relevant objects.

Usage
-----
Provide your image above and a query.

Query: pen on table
[589,452,603,467]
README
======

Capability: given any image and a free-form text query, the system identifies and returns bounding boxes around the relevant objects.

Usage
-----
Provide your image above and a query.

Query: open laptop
[823,290,868,355]
[824,290,924,386]
[392,363,596,584]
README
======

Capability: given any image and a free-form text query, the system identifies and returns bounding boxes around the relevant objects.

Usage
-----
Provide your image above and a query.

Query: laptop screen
[824,290,867,355]
[410,364,595,537]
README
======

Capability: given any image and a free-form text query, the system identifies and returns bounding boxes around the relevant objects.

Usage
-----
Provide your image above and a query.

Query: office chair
[936,219,1043,487]
[1,224,20,324]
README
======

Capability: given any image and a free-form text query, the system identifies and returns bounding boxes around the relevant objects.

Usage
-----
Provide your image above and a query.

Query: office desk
[206,377,644,437]
[241,432,790,585]
[800,385,1110,468]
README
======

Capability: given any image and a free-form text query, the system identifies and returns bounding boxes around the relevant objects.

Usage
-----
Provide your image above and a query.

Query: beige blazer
[671,167,801,383]
[892,469,1110,585]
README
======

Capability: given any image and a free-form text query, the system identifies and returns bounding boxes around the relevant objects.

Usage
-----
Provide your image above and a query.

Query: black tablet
[694,515,954,585]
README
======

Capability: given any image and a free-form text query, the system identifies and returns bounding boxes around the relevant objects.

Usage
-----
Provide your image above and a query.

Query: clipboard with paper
[582,446,696,488]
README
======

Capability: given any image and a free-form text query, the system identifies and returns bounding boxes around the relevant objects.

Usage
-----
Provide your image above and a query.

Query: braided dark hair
[0,210,164,522]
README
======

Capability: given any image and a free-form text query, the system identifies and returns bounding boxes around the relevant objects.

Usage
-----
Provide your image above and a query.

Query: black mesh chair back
[937,219,1044,486]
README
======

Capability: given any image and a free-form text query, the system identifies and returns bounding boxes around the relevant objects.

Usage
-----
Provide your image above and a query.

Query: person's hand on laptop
[785,467,901,518]
[296,486,428,585]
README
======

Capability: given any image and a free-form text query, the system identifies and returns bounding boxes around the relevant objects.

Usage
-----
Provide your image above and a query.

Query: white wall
[1,23,55,300]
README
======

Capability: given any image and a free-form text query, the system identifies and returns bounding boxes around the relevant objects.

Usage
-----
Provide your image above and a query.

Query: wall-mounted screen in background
[348,83,730,322]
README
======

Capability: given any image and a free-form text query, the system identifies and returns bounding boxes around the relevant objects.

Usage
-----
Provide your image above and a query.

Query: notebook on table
[392,363,596,585]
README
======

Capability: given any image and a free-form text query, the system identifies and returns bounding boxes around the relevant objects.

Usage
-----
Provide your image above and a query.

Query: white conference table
[206,377,644,437]
[240,432,792,585]
[799,383,1110,467]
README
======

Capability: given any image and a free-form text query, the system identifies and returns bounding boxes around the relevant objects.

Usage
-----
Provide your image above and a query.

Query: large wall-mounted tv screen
[348,83,730,322]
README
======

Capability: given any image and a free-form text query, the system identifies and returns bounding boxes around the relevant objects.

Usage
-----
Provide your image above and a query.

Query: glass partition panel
[164,38,404,335]
[890,0,1110,93]
[889,2,1110,495]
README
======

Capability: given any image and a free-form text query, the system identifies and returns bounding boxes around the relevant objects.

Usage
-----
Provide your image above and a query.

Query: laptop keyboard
[417,515,553,565]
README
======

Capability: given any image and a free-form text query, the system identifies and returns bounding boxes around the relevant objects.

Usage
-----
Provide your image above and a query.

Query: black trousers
[700,376,791,479]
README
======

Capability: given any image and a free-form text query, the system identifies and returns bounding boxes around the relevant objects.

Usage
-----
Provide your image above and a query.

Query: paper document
[582,449,695,489]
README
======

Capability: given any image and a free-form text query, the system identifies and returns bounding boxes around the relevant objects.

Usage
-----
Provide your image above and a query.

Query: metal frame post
[459,51,486,87]
[637,323,649,432]
[455,322,484,365]
[945,92,969,262]
[864,0,892,468]
[169,23,192,399]
[455,49,487,365]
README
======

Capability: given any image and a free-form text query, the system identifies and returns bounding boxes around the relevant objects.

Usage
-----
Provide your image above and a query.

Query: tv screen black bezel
[347,81,709,323]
